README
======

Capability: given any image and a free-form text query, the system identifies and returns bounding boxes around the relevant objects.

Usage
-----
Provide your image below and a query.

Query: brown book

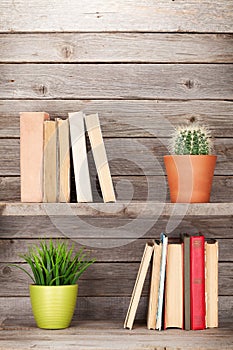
[20,112,49,202]
[164,243,183,329]
[43,120,57,202]
[84,113,115,203]
[205,239,218,328]
[147,241,162,330]
[124,242,154,330]
[57,118,70,202]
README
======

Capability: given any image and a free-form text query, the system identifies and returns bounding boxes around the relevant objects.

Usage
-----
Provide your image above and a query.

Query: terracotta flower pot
[30,284,78,329]
[164,155,217,203]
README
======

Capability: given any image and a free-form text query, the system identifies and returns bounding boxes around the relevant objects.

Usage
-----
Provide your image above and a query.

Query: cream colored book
[69,112,93,203]
[43,120,57,203]
[57,118,70,202]
[164,243,183,329]
[205,240,218,328]
[20,112,49,202]
[124,242,154,330]
[147,241,162,330]
[84,113,115,203]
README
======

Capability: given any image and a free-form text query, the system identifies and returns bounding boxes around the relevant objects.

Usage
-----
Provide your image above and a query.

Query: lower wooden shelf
[1,321,233,350]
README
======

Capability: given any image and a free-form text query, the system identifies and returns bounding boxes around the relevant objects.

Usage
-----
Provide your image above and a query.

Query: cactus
[171,124,212,155]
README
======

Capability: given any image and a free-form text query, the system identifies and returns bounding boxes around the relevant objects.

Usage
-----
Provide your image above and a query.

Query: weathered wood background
[0,0,233,327]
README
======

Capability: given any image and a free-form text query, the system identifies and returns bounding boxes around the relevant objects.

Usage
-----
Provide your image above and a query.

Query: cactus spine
[171,124,212,155]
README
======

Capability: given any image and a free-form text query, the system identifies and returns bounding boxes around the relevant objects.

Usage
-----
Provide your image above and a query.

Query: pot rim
[164,154,217,158]
[30,284,78,288]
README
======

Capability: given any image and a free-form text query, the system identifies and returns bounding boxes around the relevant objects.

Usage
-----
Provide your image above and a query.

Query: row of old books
[124,233,218,331]
[20,111,116,203]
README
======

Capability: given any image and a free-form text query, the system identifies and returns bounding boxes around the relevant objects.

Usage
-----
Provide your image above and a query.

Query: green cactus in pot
[164,122,217,203]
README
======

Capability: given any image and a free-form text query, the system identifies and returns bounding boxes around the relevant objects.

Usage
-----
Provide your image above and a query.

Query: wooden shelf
[0,202,233,217]
[1,321,233,350]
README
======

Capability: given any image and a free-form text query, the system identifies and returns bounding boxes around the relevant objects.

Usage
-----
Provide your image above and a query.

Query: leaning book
[124,242,154,330]
[85,113,115,203]
[147,240,162,330]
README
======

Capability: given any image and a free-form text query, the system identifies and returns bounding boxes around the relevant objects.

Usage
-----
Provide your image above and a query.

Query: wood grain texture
[1,0,232,33]
[1,261,231,297]
[0,296,232,326]
[1,100,233,138]
[1,319,232,332]
[1,328,233,350]
[1,138,232,176]
[1,64,233,100]
[1,175,233,203]
[0,297,147,324]
[1,202,233,218]
[1,215,233,241]
[0,239,232,263]
[1,215,233,244]
[1,262,155,297]
[1,33,233,63]
[0,324,233,350]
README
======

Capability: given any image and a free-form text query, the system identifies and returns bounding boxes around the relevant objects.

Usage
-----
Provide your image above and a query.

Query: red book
[190,235,205,330]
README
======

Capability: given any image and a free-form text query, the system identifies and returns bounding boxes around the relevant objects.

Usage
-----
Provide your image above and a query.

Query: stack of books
[124,233,218,331]
[20,111,115,203]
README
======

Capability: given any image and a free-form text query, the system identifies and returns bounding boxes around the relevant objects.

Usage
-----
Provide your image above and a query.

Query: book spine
[156,233,168,331]
[57,118,70,203]
[205,241,218,328]
[84,113,115,203]
[164,243,183,329]
[190,235,205,330]
[20,112,49,202]
[43,120,57,202]
[183,235,191,330]
[69,112,93,203]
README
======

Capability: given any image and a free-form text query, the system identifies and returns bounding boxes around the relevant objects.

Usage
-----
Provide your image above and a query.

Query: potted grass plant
[12,239,95,329]
[164,123,217,203]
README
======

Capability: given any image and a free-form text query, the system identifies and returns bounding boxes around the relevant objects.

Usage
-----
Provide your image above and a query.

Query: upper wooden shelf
[0,202,232,217]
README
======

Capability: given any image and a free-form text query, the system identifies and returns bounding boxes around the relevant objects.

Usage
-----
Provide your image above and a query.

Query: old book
[69,112,93,203]
[124,242,154,330]
[84,113,115,203]
[164,243,183,329]
[147,240,162,330]
[156,233,168,331]
[57,118,70,203]
[205,239,218,328]
[183,234,191,330]
[43,120,57,202]
[20,112,49,202]
[190,234,205,330]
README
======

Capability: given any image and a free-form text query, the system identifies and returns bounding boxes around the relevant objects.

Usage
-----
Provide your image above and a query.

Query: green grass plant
[12,239,95,286]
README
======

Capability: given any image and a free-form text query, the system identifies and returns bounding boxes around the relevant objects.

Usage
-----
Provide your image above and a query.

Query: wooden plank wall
[0,0,233,326]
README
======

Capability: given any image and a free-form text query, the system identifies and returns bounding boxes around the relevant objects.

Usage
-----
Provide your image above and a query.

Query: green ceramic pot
[30,284,78,329]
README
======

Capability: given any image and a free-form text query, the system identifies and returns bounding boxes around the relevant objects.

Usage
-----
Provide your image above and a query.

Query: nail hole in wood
[184,80,194,89]
[190,116,196,123]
